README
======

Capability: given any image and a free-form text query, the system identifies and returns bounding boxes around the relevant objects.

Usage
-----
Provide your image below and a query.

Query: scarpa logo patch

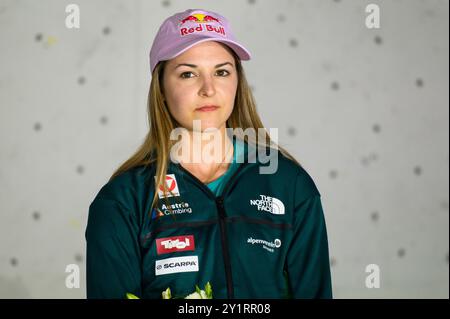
[250,195,285,215]
[155,256,199,276]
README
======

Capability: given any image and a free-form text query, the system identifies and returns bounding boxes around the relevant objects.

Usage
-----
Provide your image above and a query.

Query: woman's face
[162,41,238,133]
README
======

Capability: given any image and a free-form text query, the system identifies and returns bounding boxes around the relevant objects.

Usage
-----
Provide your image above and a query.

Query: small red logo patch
[156,235,195,255]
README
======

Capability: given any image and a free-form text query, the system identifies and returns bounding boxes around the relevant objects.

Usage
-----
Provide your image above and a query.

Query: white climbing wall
[0,0,448,298]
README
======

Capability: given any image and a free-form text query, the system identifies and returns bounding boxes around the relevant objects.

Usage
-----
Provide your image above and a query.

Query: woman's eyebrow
[174,62,234,70]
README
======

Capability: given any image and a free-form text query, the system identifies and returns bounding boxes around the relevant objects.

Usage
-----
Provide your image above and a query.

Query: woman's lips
[196,106,219,112]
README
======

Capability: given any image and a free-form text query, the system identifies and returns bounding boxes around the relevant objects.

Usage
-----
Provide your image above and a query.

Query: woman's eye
[180,71,194,79]
[216,69,230,76]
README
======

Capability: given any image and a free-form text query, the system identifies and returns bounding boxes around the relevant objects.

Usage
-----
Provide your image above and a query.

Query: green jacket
[85,139,332,299]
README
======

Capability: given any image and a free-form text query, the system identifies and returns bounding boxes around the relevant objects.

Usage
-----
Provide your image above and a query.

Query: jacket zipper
[173,160,251,299]
[215,195,234,298]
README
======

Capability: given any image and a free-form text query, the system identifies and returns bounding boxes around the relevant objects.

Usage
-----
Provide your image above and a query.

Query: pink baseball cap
[149,8,252,73]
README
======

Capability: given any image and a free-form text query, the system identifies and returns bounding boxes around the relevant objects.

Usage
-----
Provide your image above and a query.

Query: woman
[86,8,332,299]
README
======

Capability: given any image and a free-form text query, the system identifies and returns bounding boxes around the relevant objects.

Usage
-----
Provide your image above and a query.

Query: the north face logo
[250,195,285,215]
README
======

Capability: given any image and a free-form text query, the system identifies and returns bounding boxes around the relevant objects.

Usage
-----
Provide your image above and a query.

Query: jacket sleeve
[85,198,142,299]
[285,173,333,298]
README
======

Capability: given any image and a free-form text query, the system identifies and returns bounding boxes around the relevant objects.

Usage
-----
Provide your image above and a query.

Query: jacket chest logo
[155,256,199,276]
[155,174,180,198]
[250,195,285,215]
[156,235,195,255]
[247,237,282,253]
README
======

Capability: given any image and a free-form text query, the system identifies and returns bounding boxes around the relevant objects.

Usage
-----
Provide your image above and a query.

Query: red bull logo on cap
[179,13,222,25]
[179,13,225,37]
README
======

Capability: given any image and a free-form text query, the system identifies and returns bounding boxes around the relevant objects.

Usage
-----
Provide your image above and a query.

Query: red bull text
[179,14,225,37]
[180,24,226,36]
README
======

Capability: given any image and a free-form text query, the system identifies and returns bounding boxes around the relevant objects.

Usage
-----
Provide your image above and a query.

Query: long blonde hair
[109,43,302,217]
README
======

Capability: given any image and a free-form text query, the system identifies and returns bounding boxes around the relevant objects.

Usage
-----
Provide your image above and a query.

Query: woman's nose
[198,76,216,96]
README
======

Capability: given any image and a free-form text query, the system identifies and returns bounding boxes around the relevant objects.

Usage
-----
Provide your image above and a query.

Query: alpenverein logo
[250,195,285,215]
[178,12,225,37]
[247,237,282,253]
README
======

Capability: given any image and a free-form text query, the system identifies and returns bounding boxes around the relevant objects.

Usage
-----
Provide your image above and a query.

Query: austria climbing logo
[151,201,193,220]
[250,195,285,215]
[151,208,164,220]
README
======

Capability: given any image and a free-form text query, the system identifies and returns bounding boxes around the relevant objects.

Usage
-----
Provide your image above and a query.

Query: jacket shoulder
[276,151,321,204]
[91,165,153,208]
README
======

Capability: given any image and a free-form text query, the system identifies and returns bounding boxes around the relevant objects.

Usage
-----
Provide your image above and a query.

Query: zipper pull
[216,196,226,218]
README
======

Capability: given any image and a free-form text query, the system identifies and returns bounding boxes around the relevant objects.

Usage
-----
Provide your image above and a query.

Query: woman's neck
[177,126,234,183]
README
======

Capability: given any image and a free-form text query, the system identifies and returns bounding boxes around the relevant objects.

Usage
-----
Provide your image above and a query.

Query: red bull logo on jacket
[179,13,225,37]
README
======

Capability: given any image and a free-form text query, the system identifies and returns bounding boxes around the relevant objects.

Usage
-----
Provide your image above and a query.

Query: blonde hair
[109,43,302,217]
